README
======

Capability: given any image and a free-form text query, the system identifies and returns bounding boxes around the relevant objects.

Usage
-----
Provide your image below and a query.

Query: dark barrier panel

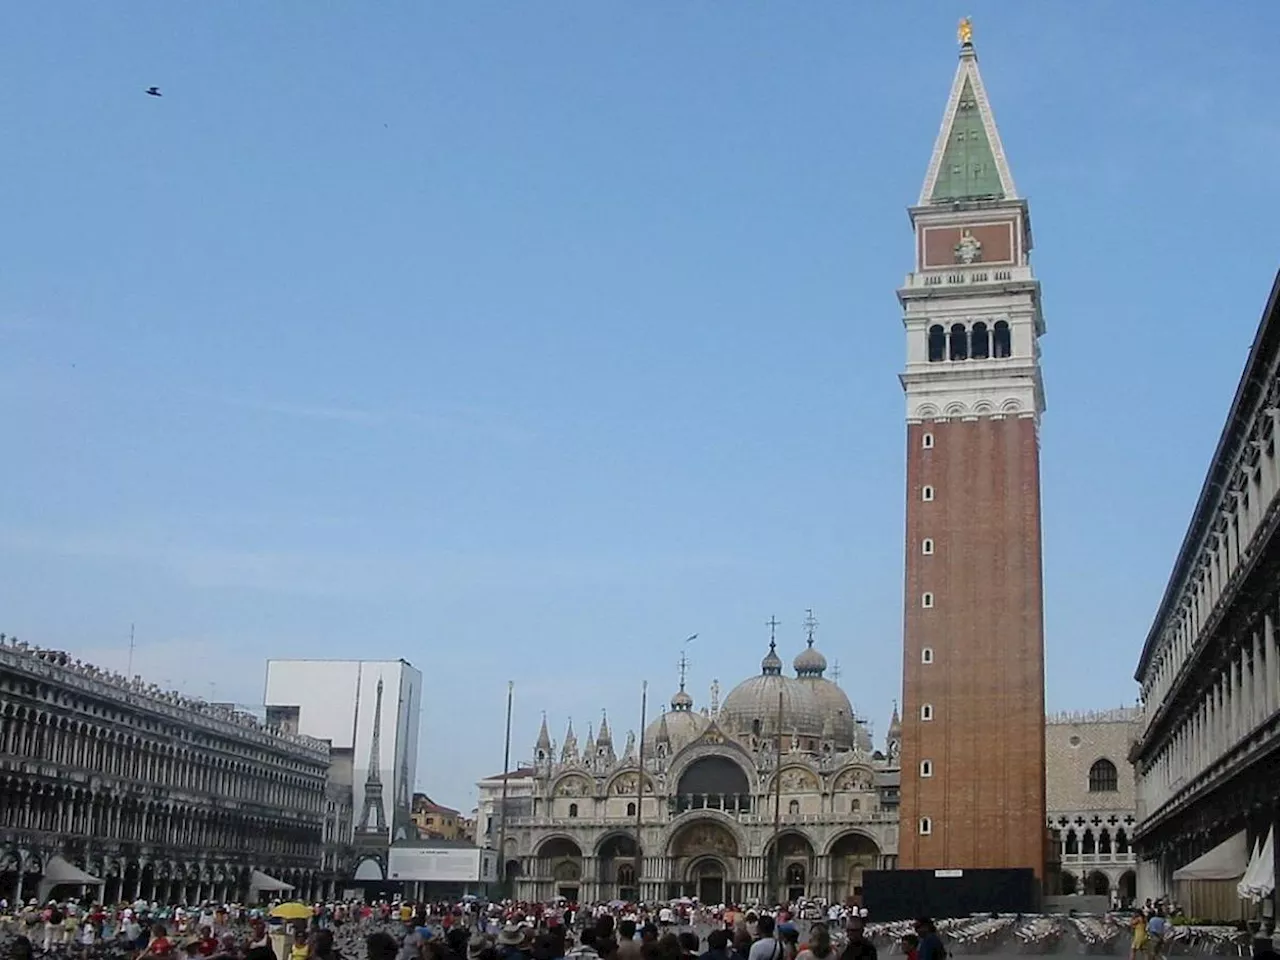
[863,868,1038,920]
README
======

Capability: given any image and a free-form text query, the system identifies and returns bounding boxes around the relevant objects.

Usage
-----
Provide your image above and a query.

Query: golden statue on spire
[958,17,973,46]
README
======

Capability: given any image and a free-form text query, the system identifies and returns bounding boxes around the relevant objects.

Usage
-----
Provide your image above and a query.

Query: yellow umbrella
[270,902,313,921]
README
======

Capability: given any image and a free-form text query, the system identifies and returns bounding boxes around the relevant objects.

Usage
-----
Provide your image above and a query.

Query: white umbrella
[1238,837,1262,901]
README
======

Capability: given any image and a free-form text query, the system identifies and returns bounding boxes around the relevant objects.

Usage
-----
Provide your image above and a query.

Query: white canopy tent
[249,870,294,893]
[1173,830,1249,881]
[37,856,105,903]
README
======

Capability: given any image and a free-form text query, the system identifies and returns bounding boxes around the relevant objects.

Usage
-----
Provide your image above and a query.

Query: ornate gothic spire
[654,712,672,751]
[535,712,552,758]
[597,709,612,746]
[561,718,578,762]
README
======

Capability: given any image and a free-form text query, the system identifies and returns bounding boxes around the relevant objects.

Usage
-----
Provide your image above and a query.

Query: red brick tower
[896,28,1047,881]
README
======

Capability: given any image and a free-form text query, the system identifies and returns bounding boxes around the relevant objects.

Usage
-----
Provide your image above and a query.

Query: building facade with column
[0,636,331,904]
[1131,272,1280,925]
[483,629,901,907]
[1046,708,1141,905]
[896,29,1048,880]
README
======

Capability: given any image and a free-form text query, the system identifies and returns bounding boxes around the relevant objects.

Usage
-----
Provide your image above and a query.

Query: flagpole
[497,680,514,895]
[772,688,784,906]
[634,679,648,898]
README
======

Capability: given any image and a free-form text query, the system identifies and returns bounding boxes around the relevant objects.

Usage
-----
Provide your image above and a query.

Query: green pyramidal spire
[920,42,1017,205]
[930,78,1004,202]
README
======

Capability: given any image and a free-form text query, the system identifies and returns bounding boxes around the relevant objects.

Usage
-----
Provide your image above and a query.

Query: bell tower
[897,22,1047,880]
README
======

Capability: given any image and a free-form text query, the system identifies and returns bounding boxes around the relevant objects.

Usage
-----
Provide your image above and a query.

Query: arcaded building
[1131,272,1280,913]
[896,30,1047,878]
[489,630,901,907]
[0,637,332,903]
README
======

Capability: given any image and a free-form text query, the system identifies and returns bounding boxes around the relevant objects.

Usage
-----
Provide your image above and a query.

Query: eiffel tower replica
[355,677,390,851]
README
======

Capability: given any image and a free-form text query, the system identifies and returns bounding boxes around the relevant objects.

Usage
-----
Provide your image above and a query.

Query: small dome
[671,689,694,711]
[793,642,827,677]
[644,708,708,754]
[761,641,783,676]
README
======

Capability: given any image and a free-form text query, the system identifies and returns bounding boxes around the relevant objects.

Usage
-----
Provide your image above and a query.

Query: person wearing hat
[468,933,497,960]
[497,923,530,955]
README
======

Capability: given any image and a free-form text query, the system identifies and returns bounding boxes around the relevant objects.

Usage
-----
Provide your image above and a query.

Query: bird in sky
[145,87,162,97]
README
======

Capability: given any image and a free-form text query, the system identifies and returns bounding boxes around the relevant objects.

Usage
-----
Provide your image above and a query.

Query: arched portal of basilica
[669,820,740,904]
[487,634,901,905]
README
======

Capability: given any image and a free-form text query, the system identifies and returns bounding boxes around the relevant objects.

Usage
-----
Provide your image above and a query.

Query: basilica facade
[490,632,901,907]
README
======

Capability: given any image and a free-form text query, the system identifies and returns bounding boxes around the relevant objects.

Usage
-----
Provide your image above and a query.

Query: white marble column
[1268,612,1280,719]
[1253,629,1266,729]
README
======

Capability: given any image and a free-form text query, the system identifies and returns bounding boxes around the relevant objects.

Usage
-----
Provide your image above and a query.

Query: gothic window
[568,803,579,818]
[788,799,800,815]
[949,323,969,361]
[919,760,933,777]
[1089,758,1119,793]
[922,433,934,449]
[993,320,1011,358]
[1099,829,1112,854]
[617,864,636,887]
[921,704,933,721]
[919,817,932,836]
[922,486,934,502]
[1116,829,1130,854]
[922,538,934,555]
[1065,830,1078,855]
[626,802,636,817]
[970,322,990,359]
[927,325,946,362]
[1082,829,1096,855]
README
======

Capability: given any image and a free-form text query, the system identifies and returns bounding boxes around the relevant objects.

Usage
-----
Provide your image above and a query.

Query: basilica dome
[790,638,857,748]
[793,643,827,676]
[644,685,708,754]
[720,642,825,740]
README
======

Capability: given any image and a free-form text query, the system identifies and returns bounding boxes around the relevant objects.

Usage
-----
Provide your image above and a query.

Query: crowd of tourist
[0,896,907,960]
[2,892,1269,960]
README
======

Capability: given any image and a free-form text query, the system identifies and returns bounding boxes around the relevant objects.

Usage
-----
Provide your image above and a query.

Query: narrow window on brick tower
[921,704,933,721]
[927,325,946,362]
[920,760,933,777]
[922,432,934,449]
[921,592,934,609]
[993,320,1012,358]
[921,647,934,664]
[919,817,932,836]
[949,323,969,360]
[971,321,990,359]
[922,485,934,502]
[922,538,934,555]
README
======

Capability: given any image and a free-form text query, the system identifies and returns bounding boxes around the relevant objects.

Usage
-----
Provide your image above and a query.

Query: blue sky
[2,4,1278,812]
